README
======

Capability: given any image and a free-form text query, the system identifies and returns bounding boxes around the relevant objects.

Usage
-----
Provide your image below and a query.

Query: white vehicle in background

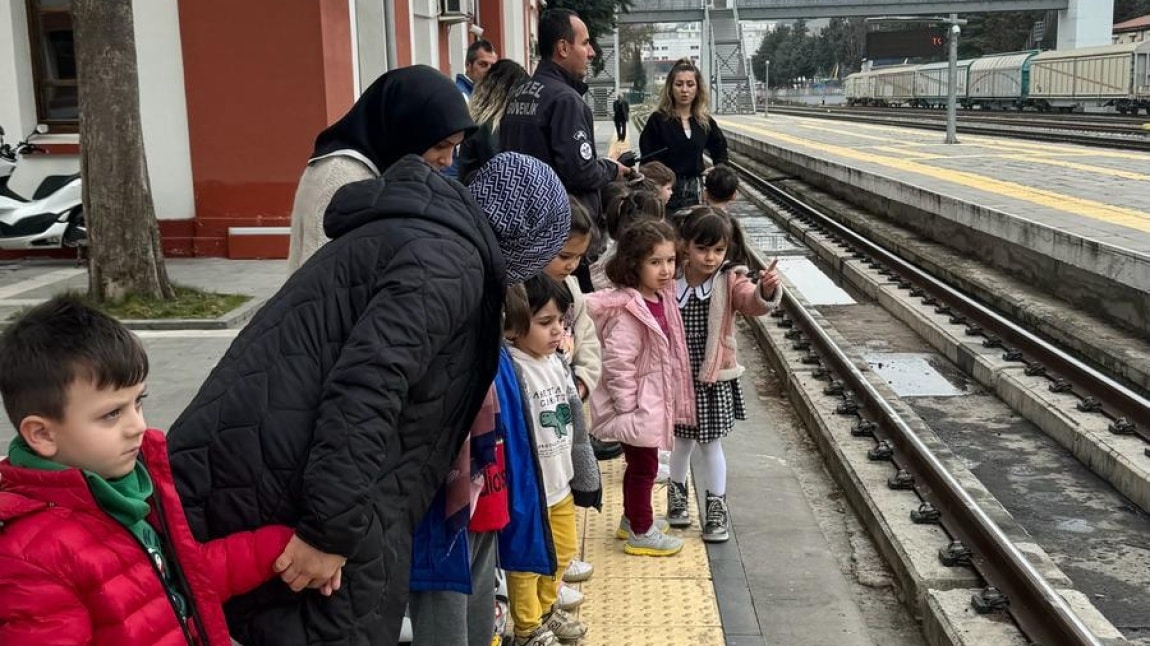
[0,124,85,251]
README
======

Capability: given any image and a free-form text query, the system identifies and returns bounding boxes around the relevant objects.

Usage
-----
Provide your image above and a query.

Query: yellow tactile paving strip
[570,458,724,645]
[718,116,1150,234]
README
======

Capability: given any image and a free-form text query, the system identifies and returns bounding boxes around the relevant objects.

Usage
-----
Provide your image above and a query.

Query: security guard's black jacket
[499,59,616,230]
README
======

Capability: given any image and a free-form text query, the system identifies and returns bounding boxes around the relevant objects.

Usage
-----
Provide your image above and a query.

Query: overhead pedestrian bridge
[589,0,1098,116]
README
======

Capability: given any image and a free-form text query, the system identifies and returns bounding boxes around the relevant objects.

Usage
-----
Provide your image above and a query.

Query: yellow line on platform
[572,459,722,645]
[719,118,1150,234]
[741,114,1150,160]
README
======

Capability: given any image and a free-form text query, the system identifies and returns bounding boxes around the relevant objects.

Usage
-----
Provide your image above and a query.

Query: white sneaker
[399,613,413,643]
[556,583,584,611]
[562,558,593,583]
[655,461,671,483]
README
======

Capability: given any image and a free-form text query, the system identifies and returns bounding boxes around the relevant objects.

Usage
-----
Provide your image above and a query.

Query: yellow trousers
[507,493,577,636]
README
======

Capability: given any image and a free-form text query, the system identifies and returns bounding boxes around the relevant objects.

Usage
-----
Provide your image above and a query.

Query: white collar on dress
[676,273,715,307]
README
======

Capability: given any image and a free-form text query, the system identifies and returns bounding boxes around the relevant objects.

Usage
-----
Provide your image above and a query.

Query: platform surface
[717,113,1150,257]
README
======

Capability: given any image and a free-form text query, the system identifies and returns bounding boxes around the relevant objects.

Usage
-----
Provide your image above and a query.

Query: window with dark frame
[26,0,77,129]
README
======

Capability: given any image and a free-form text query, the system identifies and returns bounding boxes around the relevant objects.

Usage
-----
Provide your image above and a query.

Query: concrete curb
[725,130,1150,338]
[118,295,267,331]
[0,295,268,332]
[736,175,1150,517]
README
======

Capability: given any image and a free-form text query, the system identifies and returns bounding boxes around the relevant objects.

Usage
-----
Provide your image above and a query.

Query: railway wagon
[966,51,1037,110]
[913,60,972,108]
[1029,41,1150,113]
[844,72,874,105]
[871,66,917,106]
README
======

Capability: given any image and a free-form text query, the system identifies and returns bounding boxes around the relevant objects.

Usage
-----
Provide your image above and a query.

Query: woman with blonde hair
[639,58,729,211]
[458,59,530,185]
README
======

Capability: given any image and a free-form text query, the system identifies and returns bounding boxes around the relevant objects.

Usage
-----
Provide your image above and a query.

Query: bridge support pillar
[1056,0,1114,50]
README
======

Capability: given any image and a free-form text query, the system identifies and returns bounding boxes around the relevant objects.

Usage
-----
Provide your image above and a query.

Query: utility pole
[764,59,770,117]
[946,14,960,144]
[614,28,621,99]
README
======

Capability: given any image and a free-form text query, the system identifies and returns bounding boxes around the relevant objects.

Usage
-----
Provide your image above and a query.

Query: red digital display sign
[866,27,948,59]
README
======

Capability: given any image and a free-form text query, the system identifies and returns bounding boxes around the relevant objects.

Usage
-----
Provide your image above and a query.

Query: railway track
[768,105,1150,151]
[728,159,1150,645]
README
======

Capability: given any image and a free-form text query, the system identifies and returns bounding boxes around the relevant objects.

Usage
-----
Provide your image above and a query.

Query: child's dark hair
[607,190,665,240]
[0,295,149,426]
[568,195,593,238]
[504,274,572,338]
[601,181,630,237]
[640,161,674,188]
[678,206,751,266]
[704,164,739,203]
[605,219,677,289]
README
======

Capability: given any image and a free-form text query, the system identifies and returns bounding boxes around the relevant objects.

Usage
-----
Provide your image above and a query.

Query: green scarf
[8,436,188,619]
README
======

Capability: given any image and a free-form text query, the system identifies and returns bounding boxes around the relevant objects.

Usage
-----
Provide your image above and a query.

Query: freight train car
[1029,41,1150,114]
[966,51,1037,110]
[844,72,874,105]
[871,66,917,106]
[913,60,972,108]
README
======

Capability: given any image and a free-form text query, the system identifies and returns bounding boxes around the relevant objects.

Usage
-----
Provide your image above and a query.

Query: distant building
[641,23,704,64]
[1113,14,1150,43]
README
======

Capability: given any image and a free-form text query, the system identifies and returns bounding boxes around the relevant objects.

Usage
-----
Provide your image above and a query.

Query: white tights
[668,437,727,496]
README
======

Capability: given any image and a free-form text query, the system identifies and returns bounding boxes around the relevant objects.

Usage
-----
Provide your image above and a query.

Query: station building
[0,0,540,259]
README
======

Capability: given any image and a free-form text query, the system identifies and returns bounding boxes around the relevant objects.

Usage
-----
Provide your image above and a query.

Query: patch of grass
[96,285,250,320]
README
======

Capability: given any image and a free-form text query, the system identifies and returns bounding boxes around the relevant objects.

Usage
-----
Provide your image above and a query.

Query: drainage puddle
[863,352,968,397]
[776,257,856,305]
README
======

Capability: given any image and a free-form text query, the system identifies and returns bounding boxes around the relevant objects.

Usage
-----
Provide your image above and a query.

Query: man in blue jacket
[446,40,498,179]
[499,8,625,292]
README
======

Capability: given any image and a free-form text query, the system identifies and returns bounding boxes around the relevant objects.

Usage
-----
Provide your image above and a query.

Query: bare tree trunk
[73,0,174,302]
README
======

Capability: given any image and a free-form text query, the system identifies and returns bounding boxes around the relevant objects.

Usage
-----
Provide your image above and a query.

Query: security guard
[500,8,625,292]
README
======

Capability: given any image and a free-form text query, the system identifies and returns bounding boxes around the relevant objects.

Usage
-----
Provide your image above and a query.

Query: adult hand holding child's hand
[275,534,347,595]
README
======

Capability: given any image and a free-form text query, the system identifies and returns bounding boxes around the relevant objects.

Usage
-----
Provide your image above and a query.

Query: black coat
[613,97,630,122]
[639,111,729,178]
[499,60,616,239]
[167,156,506,646]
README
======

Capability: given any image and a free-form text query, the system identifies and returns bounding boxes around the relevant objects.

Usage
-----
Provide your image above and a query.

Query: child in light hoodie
[504,276,601,646]
[541,198,602,602]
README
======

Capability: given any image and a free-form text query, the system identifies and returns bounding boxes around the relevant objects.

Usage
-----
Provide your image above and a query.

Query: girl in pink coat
[667,207,782,544]
[586,220,696,557]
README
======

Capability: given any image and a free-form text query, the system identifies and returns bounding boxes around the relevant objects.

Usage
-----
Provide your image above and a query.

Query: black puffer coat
[167,156,506,646]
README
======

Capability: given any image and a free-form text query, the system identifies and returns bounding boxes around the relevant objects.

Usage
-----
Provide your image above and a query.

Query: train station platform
[716,114,1150,336]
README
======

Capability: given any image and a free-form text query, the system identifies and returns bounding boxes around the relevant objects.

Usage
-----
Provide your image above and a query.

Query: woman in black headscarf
[287,65,475,271]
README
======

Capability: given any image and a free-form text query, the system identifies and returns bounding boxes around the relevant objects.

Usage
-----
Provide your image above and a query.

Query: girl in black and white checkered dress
[668,207,782,543]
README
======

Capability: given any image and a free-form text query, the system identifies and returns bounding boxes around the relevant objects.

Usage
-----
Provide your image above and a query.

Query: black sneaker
[667,480,691,528]
[703,491,729,543]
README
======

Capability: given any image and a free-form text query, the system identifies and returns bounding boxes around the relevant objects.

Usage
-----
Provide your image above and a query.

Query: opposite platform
[717,114,1150,336]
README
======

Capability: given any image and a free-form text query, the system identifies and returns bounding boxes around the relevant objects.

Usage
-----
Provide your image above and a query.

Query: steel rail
[773,286,1101,645]
[729,158,1150,437]
[733,167,1106,645]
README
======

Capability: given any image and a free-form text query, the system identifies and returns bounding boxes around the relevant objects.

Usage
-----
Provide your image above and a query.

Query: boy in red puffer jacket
[0,296,296,646]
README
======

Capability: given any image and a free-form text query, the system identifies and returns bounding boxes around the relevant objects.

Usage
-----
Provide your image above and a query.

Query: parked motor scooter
[0,126,20,181]
[0,124,85,250]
